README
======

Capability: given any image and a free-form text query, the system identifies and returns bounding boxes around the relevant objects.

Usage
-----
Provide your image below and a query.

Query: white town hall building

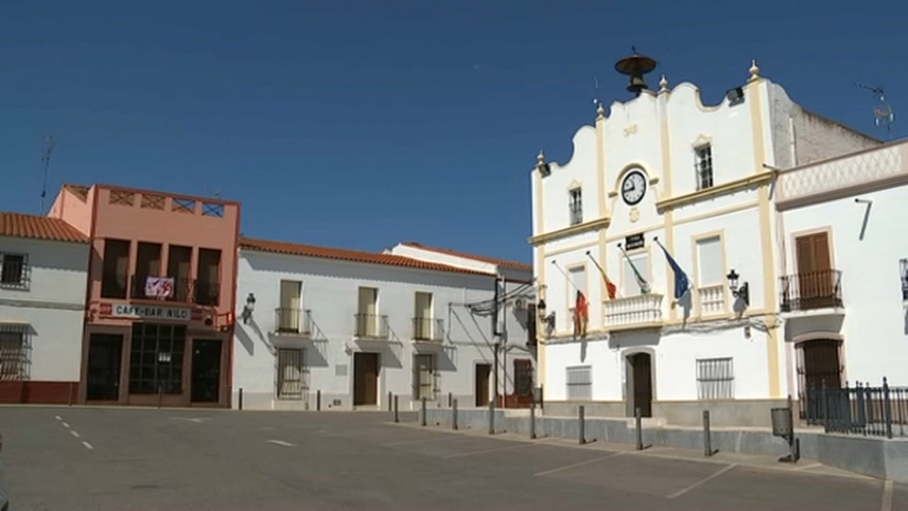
[530,53,884,426]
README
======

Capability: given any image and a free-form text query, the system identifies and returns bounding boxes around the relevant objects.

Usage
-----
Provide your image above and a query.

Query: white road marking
[534,452,625,477]
[81,441,94,450]
[793,462,823,471]
[61,422,70,428]
[443,442,536,459]
[54,415,62,421]
[70,430,81,438]
[169,417,211,423]
[381,436,474,447]
[666,463,737,499]
[881,480,893,511]
[267,440,295,447]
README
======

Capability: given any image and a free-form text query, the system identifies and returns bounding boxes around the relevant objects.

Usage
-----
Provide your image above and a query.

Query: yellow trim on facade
[596,105,609,308]
[749,79,782,398]
[534,165,547,389]
[660,94,676,319]
[528,216,611,245]
[545,240,600,258]
[689,230,730,319]
[655,171,774,211]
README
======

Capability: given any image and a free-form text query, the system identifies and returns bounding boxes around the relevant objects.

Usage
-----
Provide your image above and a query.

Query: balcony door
[414,292,433,340]
[358,287,378,337]
[279,280,302,333]
[795,232,835,309]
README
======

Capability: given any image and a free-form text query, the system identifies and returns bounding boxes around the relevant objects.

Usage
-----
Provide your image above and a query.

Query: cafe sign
[100,303,192,321]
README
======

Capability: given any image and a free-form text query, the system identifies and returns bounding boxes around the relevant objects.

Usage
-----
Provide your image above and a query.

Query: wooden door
[353,352,379,405]
[475,363,491,406]
[628,353,653,418]
[795,233,833,309]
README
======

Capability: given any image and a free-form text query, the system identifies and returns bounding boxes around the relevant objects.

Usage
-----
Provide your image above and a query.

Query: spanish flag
[573,290,589,338]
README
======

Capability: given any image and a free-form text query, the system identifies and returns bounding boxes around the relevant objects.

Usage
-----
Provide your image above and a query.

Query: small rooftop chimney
[615,47,658,96]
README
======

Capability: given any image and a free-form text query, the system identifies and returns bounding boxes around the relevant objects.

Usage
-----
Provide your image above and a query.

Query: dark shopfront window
[129,323,186,394]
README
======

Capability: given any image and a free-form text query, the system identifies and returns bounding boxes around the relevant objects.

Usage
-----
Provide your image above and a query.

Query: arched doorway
[626,352,653,418]
[796,339,843,419]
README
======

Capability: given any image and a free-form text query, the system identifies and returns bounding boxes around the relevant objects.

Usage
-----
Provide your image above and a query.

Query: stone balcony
[602,294,664,331]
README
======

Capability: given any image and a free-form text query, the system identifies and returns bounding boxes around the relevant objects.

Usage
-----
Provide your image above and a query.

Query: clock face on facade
[621,170,647,206]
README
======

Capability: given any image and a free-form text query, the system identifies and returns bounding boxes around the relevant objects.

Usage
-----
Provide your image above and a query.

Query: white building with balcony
[530,54,881,426]
[232,237,534,411]
[0,213,90,404]
[776,138,908,409]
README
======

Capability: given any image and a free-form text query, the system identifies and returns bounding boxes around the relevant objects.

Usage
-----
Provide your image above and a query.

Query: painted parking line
[442,442,537,459]
[881,480,893,511]
[70,430,81,439]
[267,440,295,447]
[666,463,737,499]
[54,415,62,421]
[534,452,625,477]
[380,435,477,447]
[81,441,94,450]
[61,422,70,428]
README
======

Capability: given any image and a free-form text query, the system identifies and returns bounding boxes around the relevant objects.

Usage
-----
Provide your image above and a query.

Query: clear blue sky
[2,1,905,263]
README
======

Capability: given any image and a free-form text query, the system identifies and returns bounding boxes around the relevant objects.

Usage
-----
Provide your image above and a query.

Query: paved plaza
[1,406,905,510]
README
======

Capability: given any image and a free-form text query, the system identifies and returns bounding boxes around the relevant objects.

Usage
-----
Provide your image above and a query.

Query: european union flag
[658,242,690,300]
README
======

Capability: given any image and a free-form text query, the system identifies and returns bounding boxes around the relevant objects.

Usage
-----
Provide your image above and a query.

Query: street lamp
[727,269,750,307]
[241,293,256,324]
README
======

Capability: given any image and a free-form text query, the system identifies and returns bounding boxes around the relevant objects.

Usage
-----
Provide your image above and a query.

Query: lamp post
[242,293,256,324]
[727,269,750,307]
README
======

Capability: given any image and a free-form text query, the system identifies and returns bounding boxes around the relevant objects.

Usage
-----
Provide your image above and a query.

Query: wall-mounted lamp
[727,269,750,307]
[241,293,256,324]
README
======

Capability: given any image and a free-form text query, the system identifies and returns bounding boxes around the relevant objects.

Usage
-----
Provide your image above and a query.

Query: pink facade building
[50,184,241,407]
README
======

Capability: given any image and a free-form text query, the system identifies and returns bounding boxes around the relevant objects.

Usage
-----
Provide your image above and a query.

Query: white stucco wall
[0,236,89,382]
[780,183,908,387]
[233,249,535,411]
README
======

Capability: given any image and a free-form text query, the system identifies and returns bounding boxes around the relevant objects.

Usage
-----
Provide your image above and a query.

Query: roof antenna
[592,76,602,109]
[856,83,894,140]
[40,135,58,213]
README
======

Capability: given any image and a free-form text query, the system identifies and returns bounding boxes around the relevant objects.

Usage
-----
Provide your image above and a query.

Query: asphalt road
[1,406,905,511]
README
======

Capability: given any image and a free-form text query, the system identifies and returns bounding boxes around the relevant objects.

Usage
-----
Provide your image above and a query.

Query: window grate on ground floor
[276,347,308,400]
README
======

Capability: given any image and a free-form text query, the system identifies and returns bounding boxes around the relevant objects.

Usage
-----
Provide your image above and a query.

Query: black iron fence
[780,269,843,312]
[412,317,443,342]
[354,313,389,339]
[804,378,908,438]
[275,308,312,336]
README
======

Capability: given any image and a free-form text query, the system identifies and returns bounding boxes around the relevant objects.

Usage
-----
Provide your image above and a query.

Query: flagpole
[551,260,581,293]
[618,242,651,294]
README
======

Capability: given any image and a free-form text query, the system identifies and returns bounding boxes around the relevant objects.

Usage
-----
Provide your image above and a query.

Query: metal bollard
[579,405,586,445]
[388,391,392,412]
[453,399,459,430]
[448,392,452,408]
[316,390,321,411]
[394,395,399,423]
[157,384,163,409]
[488,399,495,435]
[703,410,712,457]
[421,397,427,427]
[530,400,536,440]
[635,407,643,451]
[238,388,244,410]
[68,382,74,407]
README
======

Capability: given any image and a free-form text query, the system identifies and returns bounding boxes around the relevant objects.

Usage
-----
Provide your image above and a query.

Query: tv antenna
[40,135,58,212]
[856,83,894,139]
[592,76,602,109]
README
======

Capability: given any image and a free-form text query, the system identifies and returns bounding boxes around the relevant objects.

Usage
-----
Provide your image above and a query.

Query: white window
[566,365,592,400]
[0,253,27,287]
[696,357,734,400]
[413,354,437,400]
[695,145,714,190]
[278,280,303,333]
[623,252,650,296]
[276,348,306,399]
[357,287,380,337]
[413,292,434,340]
[569,188,583,225]
[0,331,25,381]
[696,236,725,314]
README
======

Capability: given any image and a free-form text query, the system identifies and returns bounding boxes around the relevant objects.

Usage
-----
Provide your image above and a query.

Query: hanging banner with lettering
[145,277,174,298]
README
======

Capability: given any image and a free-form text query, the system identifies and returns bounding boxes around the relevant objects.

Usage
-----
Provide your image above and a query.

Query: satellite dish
[857,83,895,139]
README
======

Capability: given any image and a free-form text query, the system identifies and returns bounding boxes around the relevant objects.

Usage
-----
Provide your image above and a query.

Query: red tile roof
[0,213,89,243]
[240,237,495,276]
[399,242,533,271]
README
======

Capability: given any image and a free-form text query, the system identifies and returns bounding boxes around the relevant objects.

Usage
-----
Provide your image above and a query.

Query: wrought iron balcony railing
[354,313,389,340]
[275,308,312,336]
[779,269,843,313]
[412,317,443,342]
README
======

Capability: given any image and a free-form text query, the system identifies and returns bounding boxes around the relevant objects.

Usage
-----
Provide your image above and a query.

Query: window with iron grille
[0,331,25,381]
[568,188,583,225]
[566,365,592,400]
[413,354,436,400]
[514,359,534,396]
[695,145,714,190]
[900,258,908,300]
[277,348,306,400]
[696,357,734,400]
[0,253,28,287]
